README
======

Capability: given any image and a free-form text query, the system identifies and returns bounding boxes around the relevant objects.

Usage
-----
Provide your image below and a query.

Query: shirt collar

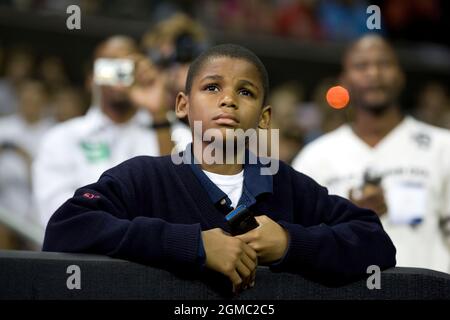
[182,143,273,207]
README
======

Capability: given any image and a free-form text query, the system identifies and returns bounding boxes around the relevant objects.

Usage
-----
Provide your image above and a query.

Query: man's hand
[349,184,388,217]
[235,215,289,265]
[128,55,171,121]
[127,54,175,155]
[201,228,258,293]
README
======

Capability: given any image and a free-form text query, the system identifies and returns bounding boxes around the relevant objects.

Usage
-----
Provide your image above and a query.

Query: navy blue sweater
[43,152,396,283]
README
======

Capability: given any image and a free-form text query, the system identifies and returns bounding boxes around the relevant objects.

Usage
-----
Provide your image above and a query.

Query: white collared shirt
[292,116,450,273]
[202,169,244,209]
[33,107,191,226]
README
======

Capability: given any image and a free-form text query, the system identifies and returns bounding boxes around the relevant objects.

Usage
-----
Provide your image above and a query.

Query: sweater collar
[182,143,273,209]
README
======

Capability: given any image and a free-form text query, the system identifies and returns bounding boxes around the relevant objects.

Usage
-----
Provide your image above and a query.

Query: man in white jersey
[292,34,450,273]
[33,36,191,227]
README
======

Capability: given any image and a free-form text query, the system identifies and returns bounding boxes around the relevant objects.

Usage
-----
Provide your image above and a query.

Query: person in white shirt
[0,47,35,116]
[0,80,53,222]
[292,34,450,273]
[33,36,191,227]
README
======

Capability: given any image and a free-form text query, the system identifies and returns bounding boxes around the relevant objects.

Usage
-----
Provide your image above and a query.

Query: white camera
[94,58,134,86]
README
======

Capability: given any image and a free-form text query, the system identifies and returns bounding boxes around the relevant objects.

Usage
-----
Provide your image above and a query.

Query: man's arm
[272,171,396,284]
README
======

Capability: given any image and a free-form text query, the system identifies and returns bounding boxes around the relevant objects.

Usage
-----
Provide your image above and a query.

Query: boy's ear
[175,92,189,119]
[258,105,271,129]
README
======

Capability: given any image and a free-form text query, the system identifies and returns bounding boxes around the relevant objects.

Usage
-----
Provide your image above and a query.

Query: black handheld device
[225,205,259,236]
[363,169,382,186]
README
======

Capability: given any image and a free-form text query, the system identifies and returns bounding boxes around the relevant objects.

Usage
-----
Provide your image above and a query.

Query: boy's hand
[235,215,289,265]
[201,228,257,293]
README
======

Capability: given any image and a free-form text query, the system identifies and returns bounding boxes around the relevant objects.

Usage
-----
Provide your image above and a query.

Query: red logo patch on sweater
[83,192,100,199]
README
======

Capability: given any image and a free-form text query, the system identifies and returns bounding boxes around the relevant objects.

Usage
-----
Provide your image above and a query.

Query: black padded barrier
[1,250,449,300]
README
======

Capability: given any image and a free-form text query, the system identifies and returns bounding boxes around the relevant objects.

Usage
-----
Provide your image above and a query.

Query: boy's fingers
[235,232,253,243]
[255,215,269,224]
[242,242,258,262]
[234,216,269,244]
[236,260,251,278]
[241,252,257,273]
[250,269,256,288]
[236,260,252,288]
[229,270,243,292]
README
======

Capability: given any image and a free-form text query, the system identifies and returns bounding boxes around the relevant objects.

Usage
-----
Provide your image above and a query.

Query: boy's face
[176,57,271,140]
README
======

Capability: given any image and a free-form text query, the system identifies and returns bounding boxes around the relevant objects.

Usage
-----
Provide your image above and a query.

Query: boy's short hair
[185,44,270,106]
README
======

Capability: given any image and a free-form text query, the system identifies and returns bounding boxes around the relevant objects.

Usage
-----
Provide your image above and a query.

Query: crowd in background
[0,0,446,44]
[0,4,449,256]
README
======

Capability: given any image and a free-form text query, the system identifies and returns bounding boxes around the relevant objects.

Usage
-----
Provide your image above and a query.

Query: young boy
[43,44,396,292]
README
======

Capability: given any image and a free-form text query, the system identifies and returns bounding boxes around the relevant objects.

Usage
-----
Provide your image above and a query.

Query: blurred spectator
[37,56,69,95]
[141,12,208,108]
[33,35,191,227]
[0,80,53,155]
[275,0,322,40]
[382,0,443,44]
[139,12,210,133]
[216,0,247,33]
[0,80,53,222]
[269,82,305,164]
[293,35,450,273]
[199,0,274,35]
[51,86,89,122]
[317,0,371,41]
[0,46,35,116]
[414,82,450,130]
[2,0,447,45]
[139,13,208,148]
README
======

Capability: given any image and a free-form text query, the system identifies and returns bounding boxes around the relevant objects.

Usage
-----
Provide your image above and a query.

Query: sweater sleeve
[42,171,203,272]
[271,170,397,284]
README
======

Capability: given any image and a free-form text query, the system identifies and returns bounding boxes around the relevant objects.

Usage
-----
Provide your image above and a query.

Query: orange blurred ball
[326,86,350,109]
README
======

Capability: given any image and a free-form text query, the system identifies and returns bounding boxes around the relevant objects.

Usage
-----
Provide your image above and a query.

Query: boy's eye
[239,89,254,97]
[204,84,219,92]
